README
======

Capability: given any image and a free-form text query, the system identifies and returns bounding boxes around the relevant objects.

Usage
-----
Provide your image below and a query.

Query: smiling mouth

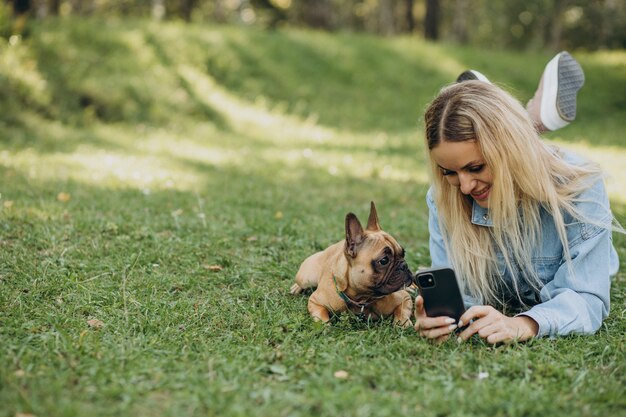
[471,186,490,200]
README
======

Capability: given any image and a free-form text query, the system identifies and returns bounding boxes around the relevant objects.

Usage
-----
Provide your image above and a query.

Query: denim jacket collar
[471,200,493,227]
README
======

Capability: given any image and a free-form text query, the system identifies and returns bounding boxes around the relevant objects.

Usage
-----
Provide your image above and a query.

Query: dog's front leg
[307,293,331,323]
[307,290,345,323]
[375,290,413,328]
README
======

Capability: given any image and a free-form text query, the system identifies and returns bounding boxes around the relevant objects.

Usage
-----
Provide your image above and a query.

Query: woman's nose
[458,173,476,195]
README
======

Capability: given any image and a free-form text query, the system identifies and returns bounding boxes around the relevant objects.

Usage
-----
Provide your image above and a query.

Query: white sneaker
[456,70,491,84]
[527,51,585,131]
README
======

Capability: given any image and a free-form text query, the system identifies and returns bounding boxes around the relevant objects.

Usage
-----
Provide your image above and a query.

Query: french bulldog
[290,202,413,327]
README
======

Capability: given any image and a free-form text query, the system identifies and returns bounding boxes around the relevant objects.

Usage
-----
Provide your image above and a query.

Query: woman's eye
[441,169,455,176]
[379,256,390,266]
[469,164,485,173]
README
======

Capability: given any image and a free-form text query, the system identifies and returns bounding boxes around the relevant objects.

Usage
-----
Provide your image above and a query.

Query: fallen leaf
[268,364,287,376]
[275,211,283,219]
[87,319,104,329]
[14,369,25,378]
[171,209,183,217]
[16,413,36,417]
[203,264,223,272]
[334,370,349,379]
[246,236,258,242]
[57,192,71,202]
[3,200,14,208]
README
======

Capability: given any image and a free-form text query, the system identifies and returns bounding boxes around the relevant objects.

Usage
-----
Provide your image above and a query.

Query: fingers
[485,332,510,345]
[414,295,425,319]
[414,312,456,330]
[414,314,456,331]
[457,306,500,342]
[455,307,536,344]
[414,295,462,341]
[458,305,495,328]
[420,321,458,339]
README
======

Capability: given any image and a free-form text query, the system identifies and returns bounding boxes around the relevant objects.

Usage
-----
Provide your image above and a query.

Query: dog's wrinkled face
[345,203,413,297]
[367,236,412,296]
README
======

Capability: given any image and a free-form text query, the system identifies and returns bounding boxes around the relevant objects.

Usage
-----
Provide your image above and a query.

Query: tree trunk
[181,0,196,22]
[405,0,414,33]
[152,0,165,20]
[11,0,31,15]
[379,0,395,35]
[452,0,469,43]
[600,0,618,48]
[424,0,439,40]
[49,0,60,15]
[547,0,566,51]
[297,0,333,29]
[10,0,31,34]
[213,0,227,23]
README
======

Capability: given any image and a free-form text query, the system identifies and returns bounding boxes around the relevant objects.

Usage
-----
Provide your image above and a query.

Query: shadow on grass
[144,30,229,130]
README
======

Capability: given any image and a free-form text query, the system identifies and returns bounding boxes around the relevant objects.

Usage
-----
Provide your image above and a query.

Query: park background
[1,1,626,416]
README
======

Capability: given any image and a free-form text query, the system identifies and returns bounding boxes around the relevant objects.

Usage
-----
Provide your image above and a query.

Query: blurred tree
[452,0,468,43]
[7,0,626,49]
[249,0,288,28]
[424,0,439,39]
[10,0,31,15]
[152,0,166,20]
[181,0,197,21]
[49,0,60,15]
[212,0,227,23]
[296,0,333,29]
[405,0,414,33]
[8,0,31,34]
[545,0,568,50]
[379,0,395,35]
[562,0,626,49]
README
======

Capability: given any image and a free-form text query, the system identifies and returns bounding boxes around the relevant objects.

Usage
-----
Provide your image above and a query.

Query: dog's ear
[366,201,381,231]
[345,213,365,258]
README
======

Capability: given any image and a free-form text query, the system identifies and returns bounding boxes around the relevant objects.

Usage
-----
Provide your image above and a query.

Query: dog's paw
[290,283,304,295]
[394,318,413,328]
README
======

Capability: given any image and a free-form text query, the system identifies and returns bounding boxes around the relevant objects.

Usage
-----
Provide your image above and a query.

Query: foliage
[1,18,626,417]
[4,0,626,50]
[0,2,13,38]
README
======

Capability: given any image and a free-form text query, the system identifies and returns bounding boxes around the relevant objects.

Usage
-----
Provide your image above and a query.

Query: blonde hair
[424,81,610,307]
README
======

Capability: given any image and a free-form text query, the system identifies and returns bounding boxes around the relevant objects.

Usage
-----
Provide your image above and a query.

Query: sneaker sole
[456,70,491,84]
[540,52,585,130]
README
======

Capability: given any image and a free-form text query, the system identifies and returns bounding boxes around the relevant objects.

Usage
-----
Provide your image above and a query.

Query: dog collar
[333,275,383,315]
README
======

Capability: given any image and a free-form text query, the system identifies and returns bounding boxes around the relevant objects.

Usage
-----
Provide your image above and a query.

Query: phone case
[415,267,466,321]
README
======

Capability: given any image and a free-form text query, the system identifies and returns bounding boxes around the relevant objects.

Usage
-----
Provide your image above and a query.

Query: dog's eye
[379,256,390,266]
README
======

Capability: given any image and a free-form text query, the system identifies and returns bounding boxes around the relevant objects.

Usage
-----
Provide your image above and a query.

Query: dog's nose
[399,260,411,273]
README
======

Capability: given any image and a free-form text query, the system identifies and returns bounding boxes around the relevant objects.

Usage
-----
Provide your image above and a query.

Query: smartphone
[414,267,465,322]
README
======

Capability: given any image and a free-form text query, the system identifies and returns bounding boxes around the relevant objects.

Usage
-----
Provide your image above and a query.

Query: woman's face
[430,140,493,208]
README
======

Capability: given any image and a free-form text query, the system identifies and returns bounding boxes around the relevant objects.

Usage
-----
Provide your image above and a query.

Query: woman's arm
[520,177,616,337]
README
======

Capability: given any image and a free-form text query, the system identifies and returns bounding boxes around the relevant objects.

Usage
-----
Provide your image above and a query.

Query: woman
[414,65,621,343]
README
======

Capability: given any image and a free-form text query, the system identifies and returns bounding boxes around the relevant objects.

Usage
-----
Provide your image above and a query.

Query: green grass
[1,17,626,417]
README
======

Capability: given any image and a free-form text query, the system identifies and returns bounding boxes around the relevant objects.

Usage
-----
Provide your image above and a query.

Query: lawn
[1,18,625,417]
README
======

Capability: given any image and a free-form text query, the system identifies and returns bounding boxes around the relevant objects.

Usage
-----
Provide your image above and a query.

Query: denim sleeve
[426,188,449,269]
[426,188,480,309]
[518,179,615,338]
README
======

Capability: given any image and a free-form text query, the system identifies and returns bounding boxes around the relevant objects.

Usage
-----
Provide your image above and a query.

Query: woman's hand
[457,305,539,344]
[413,295,459,343]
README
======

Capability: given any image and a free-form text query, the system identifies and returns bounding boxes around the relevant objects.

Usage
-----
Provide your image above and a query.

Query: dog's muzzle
[375,260,413,295]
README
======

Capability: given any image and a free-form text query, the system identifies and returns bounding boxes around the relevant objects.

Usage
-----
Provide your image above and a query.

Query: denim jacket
[427,152,619,338]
